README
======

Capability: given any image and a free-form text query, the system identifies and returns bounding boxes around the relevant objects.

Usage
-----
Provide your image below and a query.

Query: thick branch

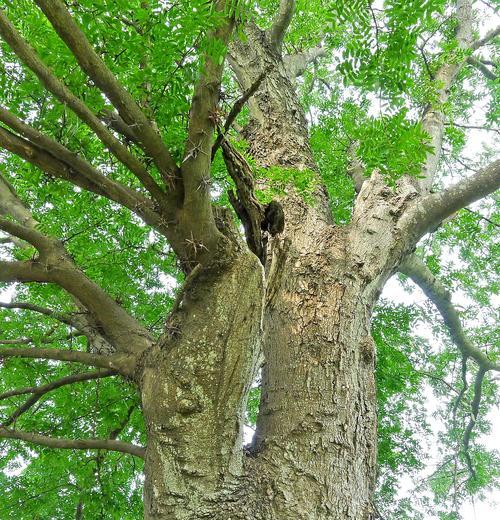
[0,11,172,205]
[34,0,178,183]
[0,172,35,226]
[412,159,500,236]
[466,56,497,80]
[1,370,115,426]
[284,46,327,78]
[399,254,499,372]
[0,235,26,247]
[178,1,234,265]
[0,346,135,375]
[0,106,167,220]
[0,427,145,458]
[0,169,153,354]
[418,0,474,189]
[0,216,52,253]
[269,0,296,51]
[0,115,164,231]
[0,266,147,356]
[0,259,51,284]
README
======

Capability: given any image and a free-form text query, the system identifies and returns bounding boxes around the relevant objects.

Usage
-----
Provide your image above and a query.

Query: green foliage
[325,0,447,98]
[245,386,261,427]
[0,358,145,519]
[373,302,430,514]
[354,110,434,180]
[255,165,318,204]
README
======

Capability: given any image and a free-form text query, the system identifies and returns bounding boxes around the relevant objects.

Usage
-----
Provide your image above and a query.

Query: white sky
[383,276,499,519]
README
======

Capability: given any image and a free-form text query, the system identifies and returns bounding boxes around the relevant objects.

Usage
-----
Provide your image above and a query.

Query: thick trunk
[139,24,421,520]
[231,26,380,519]
[250,229,378,519]
[140,250,265,519]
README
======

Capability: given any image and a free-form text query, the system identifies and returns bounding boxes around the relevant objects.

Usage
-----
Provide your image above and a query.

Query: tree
[0,0,498,518]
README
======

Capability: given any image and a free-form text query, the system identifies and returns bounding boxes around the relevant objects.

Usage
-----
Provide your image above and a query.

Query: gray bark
[141,250,265,519]
[1,3,496,518]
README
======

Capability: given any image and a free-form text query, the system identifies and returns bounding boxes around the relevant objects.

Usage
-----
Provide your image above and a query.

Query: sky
[383,277,499,519]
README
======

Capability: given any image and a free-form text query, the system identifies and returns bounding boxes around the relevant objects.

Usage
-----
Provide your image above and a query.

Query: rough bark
[223,27,384,520]
[216,23,430,519]
[140,248,265,519]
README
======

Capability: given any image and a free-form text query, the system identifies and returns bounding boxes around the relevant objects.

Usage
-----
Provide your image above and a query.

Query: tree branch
[177,1,234,267]
[418,0,475,189]
[0,171,36,226]
[0,235,27,248]
[0,259,51,284]
[0,427,145,458]
[0,301,78,329]
[98,108,140,145]
[445,122,500,134]
[0,346,135,375]
[466,56,497,80]
[0,120,164,231]
[269,0,296,51]
[470,25,500,50]
[462,367,486,479]
[0,370,115,401]
[108,401,137,440]
[0,105,168,219]
[221,139,266,261]
[284,46,327,78]
[399,254,498,478]
[34,0,178,184]
[0,330,82,346]
[212,69,268,157]
[0,257,148,356]
[399,254,499,372]
[411,159,500,237]
[0,170,153,355]
[0,11,173,205]
[0,300,109,351]
[0,370,116,427]
[0,216,52,253]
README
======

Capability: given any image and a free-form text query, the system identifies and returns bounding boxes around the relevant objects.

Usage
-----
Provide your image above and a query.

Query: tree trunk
[140,249,265,519]
[139,23,421,520]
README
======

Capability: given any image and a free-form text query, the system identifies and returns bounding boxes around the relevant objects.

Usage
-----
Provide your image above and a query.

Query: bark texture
[226,25,382,520]
[138,21,429,520]
[140,249,265,519]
